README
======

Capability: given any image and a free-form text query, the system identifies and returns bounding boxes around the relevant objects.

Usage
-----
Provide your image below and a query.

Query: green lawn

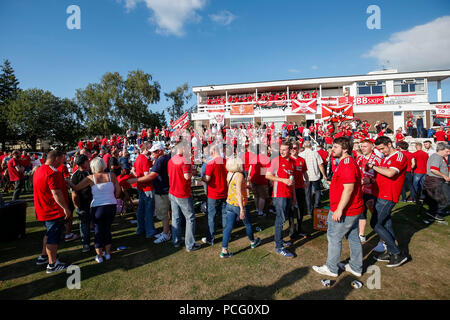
[0,188,449,300]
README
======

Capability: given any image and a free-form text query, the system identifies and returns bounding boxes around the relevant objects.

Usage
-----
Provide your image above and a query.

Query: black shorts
[360,194,377,220]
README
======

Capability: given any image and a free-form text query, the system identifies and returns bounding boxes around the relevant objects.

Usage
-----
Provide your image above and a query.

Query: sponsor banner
[230,104,254,115]
[355,94,418,105]
[355,96,385,105]
[291,99,317,114]
[209,110,225,126]
[435,105,450,118]
[320,96,354,106]
[257,100,286,107]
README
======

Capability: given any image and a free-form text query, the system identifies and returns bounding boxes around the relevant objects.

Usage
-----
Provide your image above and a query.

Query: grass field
[0,187,449,300]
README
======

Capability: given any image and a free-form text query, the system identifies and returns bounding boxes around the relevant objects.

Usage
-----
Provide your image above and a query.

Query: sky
[1,0,450,118]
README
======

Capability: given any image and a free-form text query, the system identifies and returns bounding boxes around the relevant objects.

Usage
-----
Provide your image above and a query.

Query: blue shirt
[150,154,170,195]
[118,156,131,170]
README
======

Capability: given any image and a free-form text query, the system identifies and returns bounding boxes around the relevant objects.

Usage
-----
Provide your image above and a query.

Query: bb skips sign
[355,94,416,105]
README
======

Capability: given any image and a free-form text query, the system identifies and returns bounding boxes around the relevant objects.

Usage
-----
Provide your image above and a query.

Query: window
[357,81,386,95]
[394,79,425,93]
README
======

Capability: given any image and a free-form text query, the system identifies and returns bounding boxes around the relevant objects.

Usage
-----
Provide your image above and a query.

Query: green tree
[165,83,192,121]
[0,59,20,148]
[7,89,83,151]
[76,70,162,136]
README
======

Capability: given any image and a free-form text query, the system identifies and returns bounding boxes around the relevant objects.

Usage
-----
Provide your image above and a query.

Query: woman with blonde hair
[70,157,120,263]
[220,156,261,258]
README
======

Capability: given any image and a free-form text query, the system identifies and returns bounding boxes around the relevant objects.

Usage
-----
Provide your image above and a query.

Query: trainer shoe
[65,233,80,242]
[154,232,164,239]
[220,251,233,259]
[359,235,367,243]
[257,211,266,217]
[374,252,391,262]
[186,243,202,252]
[154,233,171,244]
[338,262,362,277]
[82,245,90,253]
[250,237,261,249]
[425,211,444,221]
[46,260,70,274]
[95,255,104,263]
[201,237,214,245]
[312,265,338,277]
[373,241,387,253]
[386,253,408,268]
[275,248,294,258]
[36,255,49,265]
[282,241,292,248]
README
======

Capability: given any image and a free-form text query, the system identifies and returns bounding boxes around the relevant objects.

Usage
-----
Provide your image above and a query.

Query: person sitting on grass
[70,157,120,263]
[220,156,261,258]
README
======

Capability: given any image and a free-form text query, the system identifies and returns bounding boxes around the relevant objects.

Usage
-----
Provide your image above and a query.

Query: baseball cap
[149,144,164,152]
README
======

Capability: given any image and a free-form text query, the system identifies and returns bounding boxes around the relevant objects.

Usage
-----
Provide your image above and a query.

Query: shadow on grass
[217,267,309,300]
[293,275,354,300]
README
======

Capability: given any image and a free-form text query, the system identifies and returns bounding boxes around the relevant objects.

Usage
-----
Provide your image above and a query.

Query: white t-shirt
[303,128,310,137]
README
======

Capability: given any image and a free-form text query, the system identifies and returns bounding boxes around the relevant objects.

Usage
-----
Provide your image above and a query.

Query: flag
[322,104,354,122]
[230,105,254,115]
[435,105,450,118]
[209,110,225,126]
[171,112,190,130]
[291,99,317,113]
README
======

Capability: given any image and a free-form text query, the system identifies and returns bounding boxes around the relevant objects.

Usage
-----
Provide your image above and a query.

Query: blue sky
[1,0,450,117]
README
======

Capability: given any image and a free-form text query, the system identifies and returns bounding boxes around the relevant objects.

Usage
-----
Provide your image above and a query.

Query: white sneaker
[104,254,111,261]
[95,255,103,263]
[154,233,171,244]
[373,241,387,253]
[359,235,367,243]
[338,262,362,277]
[312,265,338,277]
[154,232,164,239]
[201,237,214,245]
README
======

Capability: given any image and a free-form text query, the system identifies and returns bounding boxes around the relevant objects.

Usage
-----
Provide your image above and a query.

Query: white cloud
[288,69,301,73]
[364,16,450,71]
[209,10,236,26]
[123,0,207,36]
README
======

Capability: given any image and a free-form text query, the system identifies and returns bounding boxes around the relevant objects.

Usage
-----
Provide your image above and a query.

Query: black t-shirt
[150,154,170,195]
[110,156,121,176]
[71,170,93,209]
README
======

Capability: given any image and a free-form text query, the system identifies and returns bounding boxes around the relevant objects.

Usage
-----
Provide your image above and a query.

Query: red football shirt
[268,156,294,198]
[413,150,429,174]
[168,154,192,198]
[376,151,407,203]
[329,156,364,216]
[204,157,228,199]
[317,149,328,166]
[435,131,446,142]
[133,154,154,192]
[242,151,256,172]
[78,141,84,149]
[357,153,382,196]
[395,133,405,142]
[33,165,67,221]
[117,173,135,190]
[401,150,414,172]
[21,155,31,168]
[291,156,307,189]
[249,154,270,185]
[7,158,24,181]
[57,164,71,178]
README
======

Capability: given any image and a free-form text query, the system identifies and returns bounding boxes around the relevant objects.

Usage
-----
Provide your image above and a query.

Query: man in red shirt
[357,139,382,243]
[312,136,364,278]
[266,142,295,258]
[201,145,228,245]
[398,141,415,202]
[33,150,72,273]
[168,141,201,252]
[132,142,157,238]
[395,129,405,145]
[369,136,408,267]
[434,126,446,142]
[288,142,309,240]
[8,150,25,200]
[411,142,429,203]
[406,118,414,137]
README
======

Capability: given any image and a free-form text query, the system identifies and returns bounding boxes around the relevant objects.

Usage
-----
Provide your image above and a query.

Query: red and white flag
[171,112,190,130]
[291,99,317,114]
[435,105,450,118]
[322,104,354,122]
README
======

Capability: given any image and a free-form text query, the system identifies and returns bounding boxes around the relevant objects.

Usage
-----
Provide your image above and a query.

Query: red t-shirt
[133,154,154,192]
[21,155,31,168]
[395,133,405,142]
[376,151,407,203]
[413,150,429,174]
[102,153,112,169]
[357,153,382,196]
[117,173,135,190]
[435,131,446,142]
[249,154,270,185]
[86,141,93,151]
[8,158,24,181]
[78,141,84,149]
[401,150,414,172]
[168,154,192,198]
[33,165,67,221]
[204,157,228,199]
[291,156,307,189]
[317,149,328,166]
[329,156,364,216]
[325,136,333,145]
[57,164,71,178]
[268,156,294,198]
[101,138,108,146]
[242,151,255,172]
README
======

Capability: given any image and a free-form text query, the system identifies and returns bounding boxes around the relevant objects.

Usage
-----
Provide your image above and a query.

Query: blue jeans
[43,218,65,245]
[325,211,363,275]
[206,198,227,242]
[273,197,292,249]
[371,198,400,255]
[412,173,426,201]
[401,172,413,201]
[305,180,321,215]
[222,203,255,249]
[76,207,91,246]
[137,190,156,237]
[417,126,423,138]
[169,194,196,251]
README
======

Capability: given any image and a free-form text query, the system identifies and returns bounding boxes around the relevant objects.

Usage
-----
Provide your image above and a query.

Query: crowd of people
[205,90,319,105]
[1,116,449,276]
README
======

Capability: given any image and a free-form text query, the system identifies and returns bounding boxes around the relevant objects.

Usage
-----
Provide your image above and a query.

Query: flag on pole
[171,112,190,130]
[291,99,317,113]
